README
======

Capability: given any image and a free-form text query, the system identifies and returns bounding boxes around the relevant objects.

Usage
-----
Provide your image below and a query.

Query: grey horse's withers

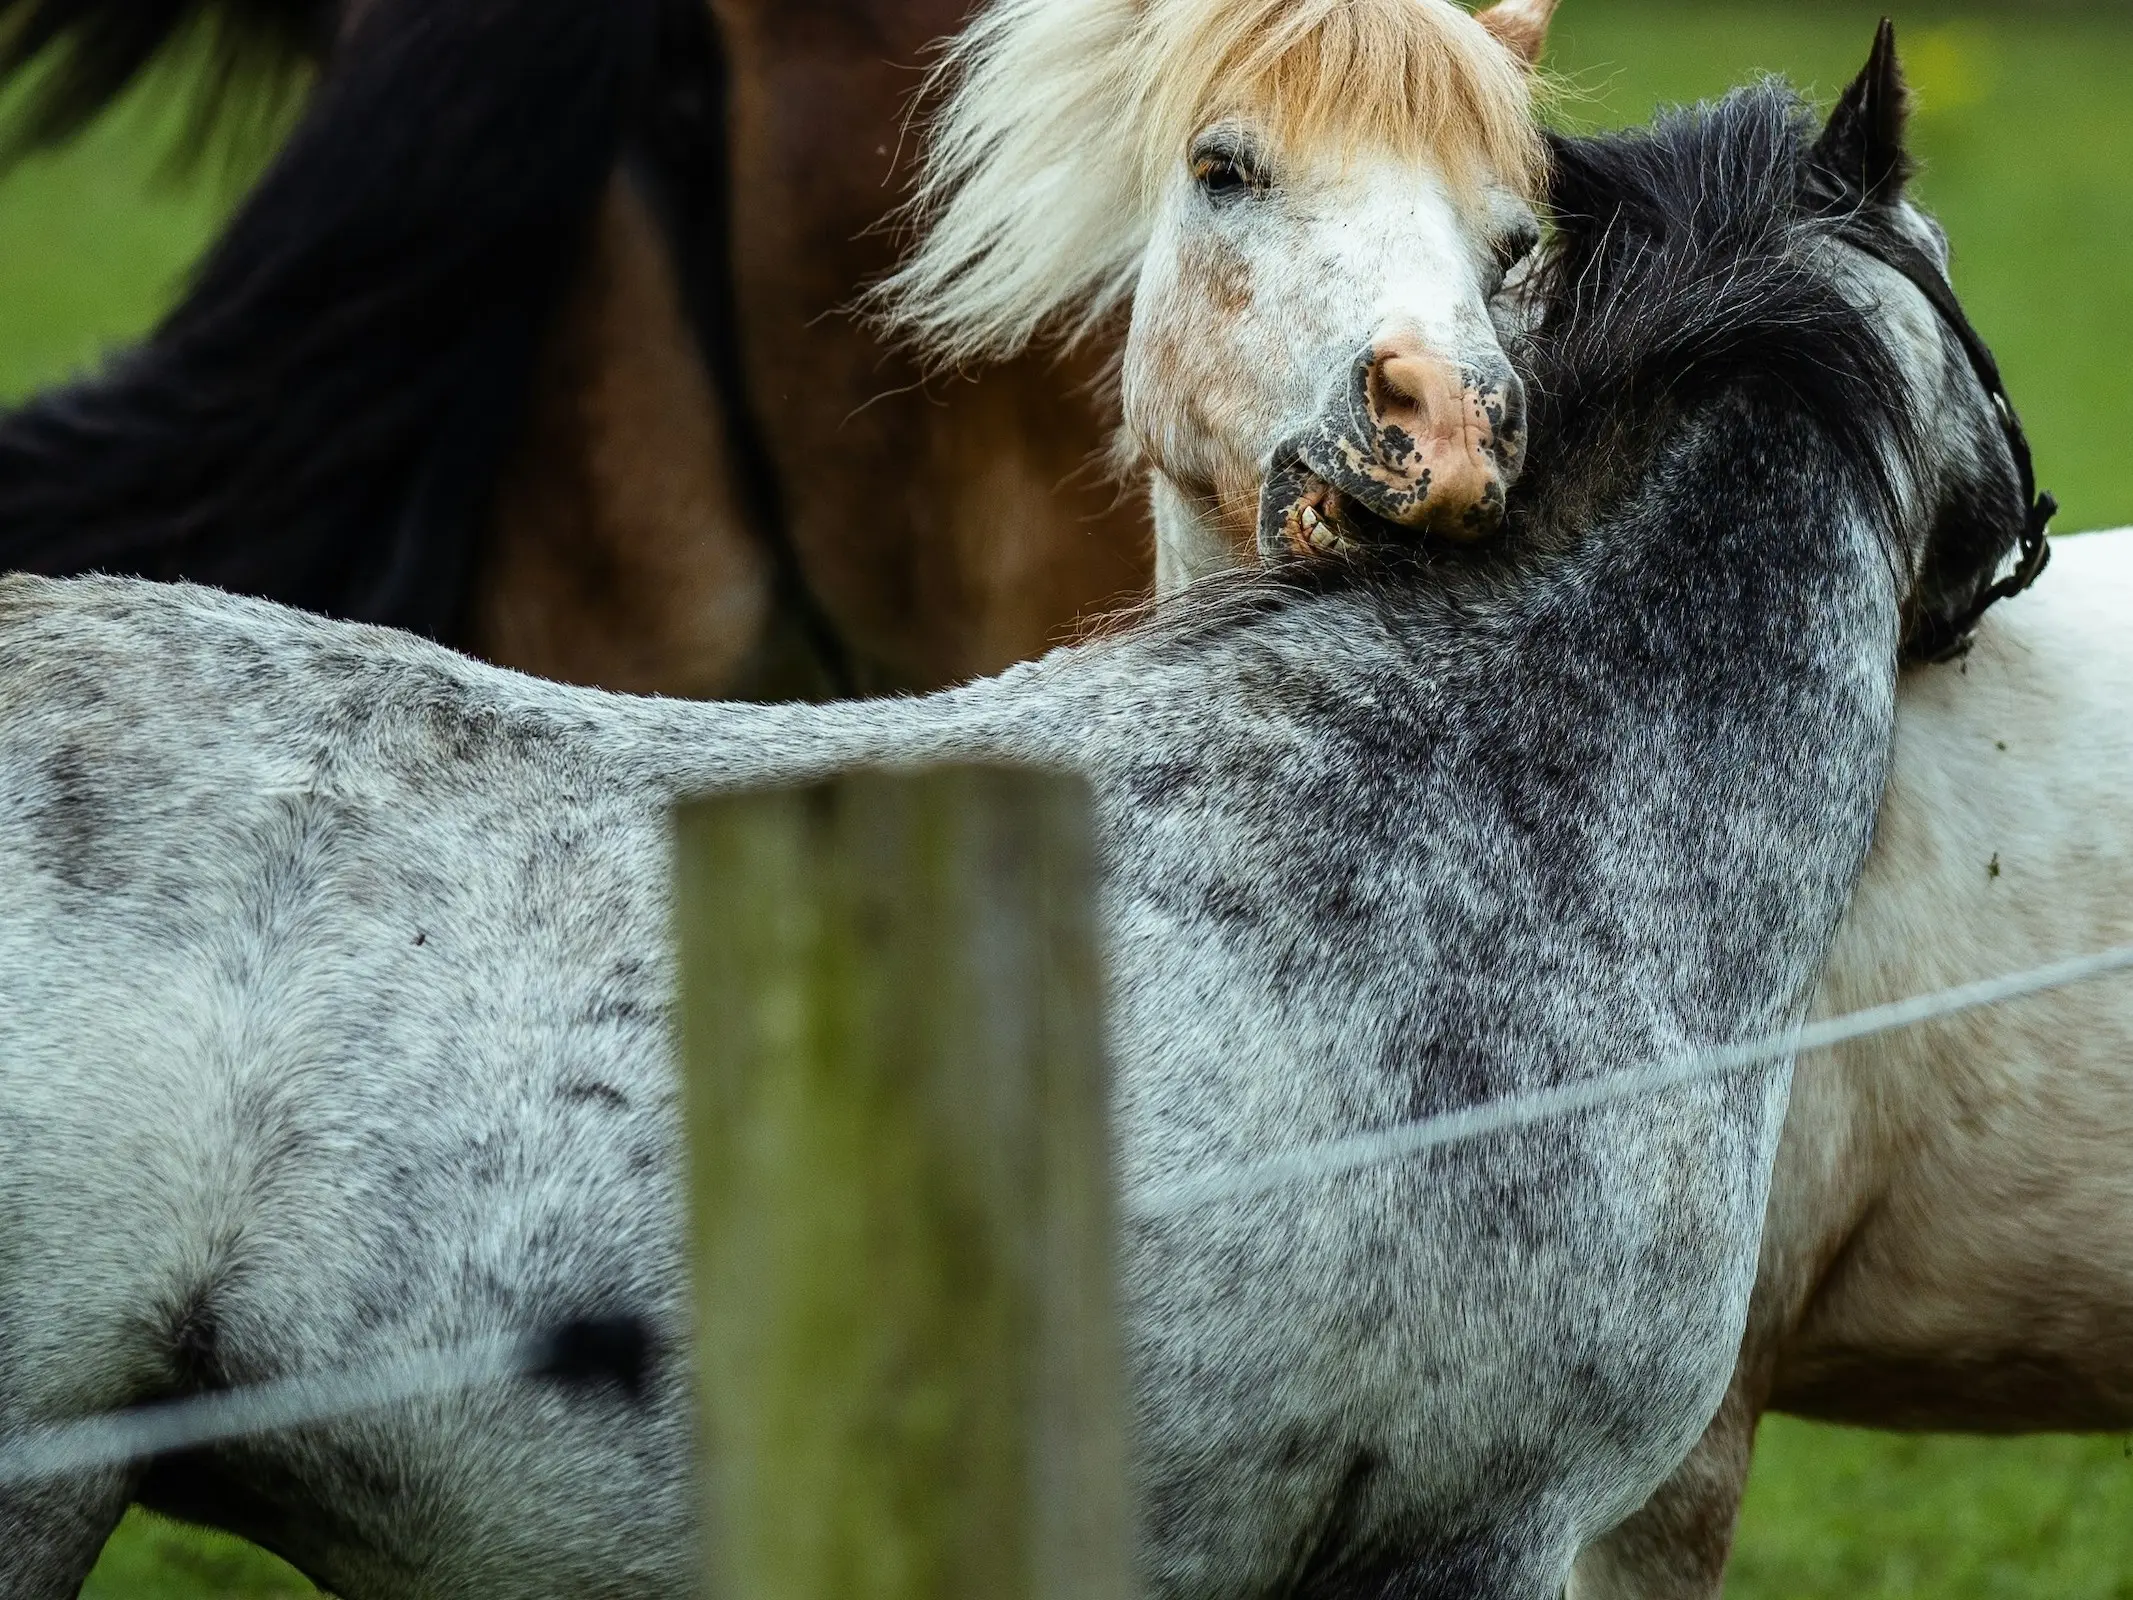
[0,88,2026,1600]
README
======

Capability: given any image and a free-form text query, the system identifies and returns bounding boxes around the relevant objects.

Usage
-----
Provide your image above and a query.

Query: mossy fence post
[676,766,1128,1600]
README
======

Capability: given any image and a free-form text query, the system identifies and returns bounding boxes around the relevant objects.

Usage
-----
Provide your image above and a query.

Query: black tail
[0,0,657,633]
[0,0,329,151]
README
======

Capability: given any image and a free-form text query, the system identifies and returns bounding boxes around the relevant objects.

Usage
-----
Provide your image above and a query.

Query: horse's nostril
[1369,354,1437,429]
[1300,335,1521,541]
[1364,338,1458,439]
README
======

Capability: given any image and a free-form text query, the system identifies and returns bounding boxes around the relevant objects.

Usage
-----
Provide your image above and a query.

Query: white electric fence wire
[1130,942,2133,1219]
[7,942,2133,1489]
[0,1332,531,1488]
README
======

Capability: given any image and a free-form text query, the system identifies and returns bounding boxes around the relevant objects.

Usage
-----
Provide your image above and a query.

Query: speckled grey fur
[0,90,2028,1599]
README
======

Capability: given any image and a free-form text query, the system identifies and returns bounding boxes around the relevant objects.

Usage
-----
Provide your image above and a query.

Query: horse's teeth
[1300,506,1322,530]
[1310,526,1338,551]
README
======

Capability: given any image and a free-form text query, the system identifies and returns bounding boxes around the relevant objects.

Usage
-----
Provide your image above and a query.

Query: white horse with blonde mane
[879,0,1560,575]
[884,4,2133,1594]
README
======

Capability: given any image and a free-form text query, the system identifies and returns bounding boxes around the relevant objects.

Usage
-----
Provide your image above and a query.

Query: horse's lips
[1256,453,1411,563]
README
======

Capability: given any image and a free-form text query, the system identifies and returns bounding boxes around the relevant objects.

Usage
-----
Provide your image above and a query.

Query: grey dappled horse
[0,85,2033,1597]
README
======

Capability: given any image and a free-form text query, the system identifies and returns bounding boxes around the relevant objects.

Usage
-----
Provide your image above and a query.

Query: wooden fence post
[676,766,1127,1600]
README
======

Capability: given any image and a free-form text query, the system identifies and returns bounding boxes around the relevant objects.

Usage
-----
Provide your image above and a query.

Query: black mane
[1519,83,1920,553]
[1148,81,2032,662]
[1508,79,2035,657]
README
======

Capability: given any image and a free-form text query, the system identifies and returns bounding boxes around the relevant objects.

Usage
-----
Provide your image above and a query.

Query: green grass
[1732,1421,2133,1598]
[0,54,278,402]
[13,4,2131,1595]
[82,1511,317,1599]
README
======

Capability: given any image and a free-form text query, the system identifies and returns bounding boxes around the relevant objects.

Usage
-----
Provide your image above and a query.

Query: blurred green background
[1549,0,2133,537]
[8,2,2127,1596]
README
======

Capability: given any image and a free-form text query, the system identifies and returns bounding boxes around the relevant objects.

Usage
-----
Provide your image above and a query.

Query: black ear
[1811,19,1915,203]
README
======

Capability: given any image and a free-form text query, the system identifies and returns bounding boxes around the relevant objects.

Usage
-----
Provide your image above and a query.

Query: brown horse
[0,0,1150,699]
[482,0,1169,698]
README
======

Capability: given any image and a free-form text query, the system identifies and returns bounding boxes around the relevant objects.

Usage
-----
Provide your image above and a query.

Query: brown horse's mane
[877,0,1545,368]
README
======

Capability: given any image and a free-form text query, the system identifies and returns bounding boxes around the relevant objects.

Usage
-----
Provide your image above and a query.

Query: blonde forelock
[1133,0,1544,198]
[875,0,1544,369]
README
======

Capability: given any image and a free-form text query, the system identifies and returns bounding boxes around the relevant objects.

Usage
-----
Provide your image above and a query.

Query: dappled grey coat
[0,87,2027,1600]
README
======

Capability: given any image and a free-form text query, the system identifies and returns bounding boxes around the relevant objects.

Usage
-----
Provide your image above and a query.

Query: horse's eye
[1193,152,1259,200]
[1493,222,1541,276]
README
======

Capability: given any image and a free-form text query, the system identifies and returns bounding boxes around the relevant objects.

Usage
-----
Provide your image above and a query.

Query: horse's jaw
[1151,471,1257,595]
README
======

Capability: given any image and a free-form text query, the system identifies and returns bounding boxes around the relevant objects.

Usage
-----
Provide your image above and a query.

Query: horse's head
[1530,23,2050,662]
[1119,0,1554,583]
[878,0,1552,590]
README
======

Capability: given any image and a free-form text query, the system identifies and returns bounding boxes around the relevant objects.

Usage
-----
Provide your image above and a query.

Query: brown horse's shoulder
[474,178,774,699]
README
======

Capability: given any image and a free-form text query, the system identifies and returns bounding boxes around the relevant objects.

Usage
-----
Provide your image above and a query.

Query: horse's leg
[0,1181,145,1595]
[0,1470,137,1599]
[1563,1378,1763,1600]
[1562,992,1889,1600]
[0,1127,155,1596]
